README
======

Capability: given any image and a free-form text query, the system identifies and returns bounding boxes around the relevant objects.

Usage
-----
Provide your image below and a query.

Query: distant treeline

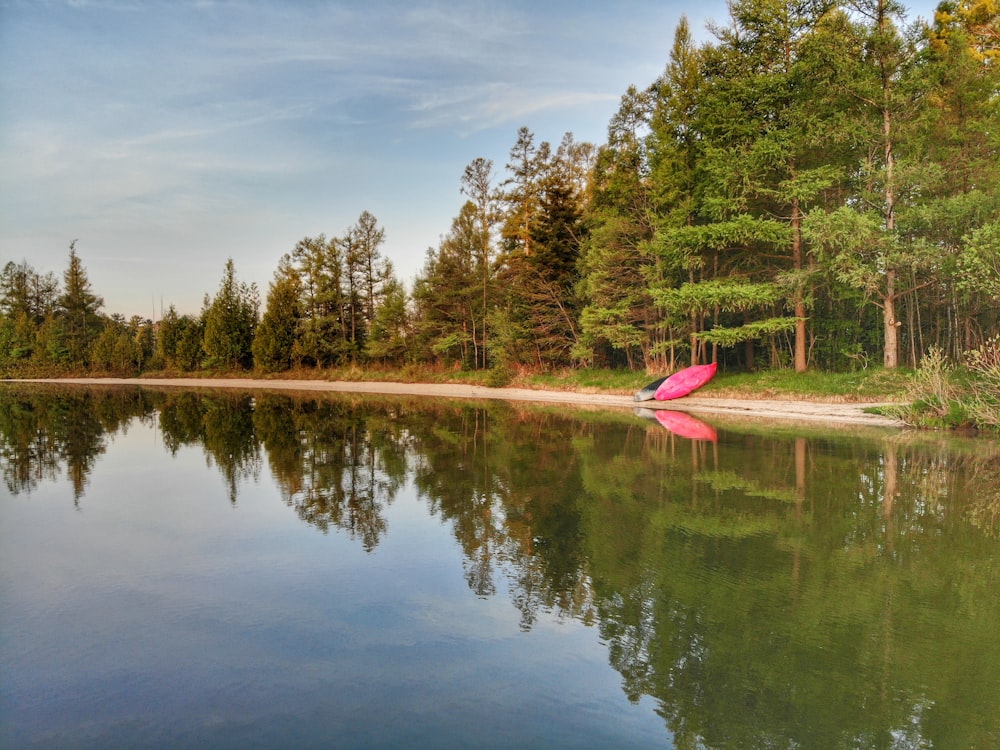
[2,1,998,377]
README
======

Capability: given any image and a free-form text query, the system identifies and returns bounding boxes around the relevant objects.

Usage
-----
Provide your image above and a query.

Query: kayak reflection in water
[634,407,718,442]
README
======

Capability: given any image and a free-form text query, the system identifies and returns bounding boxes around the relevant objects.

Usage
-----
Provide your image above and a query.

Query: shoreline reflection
[3,383,1000,748]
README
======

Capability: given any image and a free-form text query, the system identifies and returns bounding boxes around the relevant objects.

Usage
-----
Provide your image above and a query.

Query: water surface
[2,384,999,748]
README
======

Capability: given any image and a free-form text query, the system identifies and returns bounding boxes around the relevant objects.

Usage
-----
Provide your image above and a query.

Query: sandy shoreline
[5,377,904,429]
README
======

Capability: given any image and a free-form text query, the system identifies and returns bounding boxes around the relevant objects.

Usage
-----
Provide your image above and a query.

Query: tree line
[2,0,997,378]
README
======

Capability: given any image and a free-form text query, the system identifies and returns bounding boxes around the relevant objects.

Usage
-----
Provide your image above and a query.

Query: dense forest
[2,0,998,378]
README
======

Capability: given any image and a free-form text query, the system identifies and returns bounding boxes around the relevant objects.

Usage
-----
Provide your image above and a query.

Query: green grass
[701,367,912,401]
[515,366,911,402]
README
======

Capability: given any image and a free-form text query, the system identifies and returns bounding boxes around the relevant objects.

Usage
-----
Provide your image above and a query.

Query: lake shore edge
[5,376,905,429]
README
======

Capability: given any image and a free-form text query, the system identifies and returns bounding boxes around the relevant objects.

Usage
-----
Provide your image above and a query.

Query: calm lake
[1,384,999,749]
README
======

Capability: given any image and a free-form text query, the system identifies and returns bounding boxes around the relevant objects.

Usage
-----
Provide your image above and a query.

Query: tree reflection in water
[2,383,1000,747]
[0,385,155,504]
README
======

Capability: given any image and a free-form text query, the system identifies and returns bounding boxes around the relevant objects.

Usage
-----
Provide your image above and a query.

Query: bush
[899,342,1000,431]
[486,365,514,388]
[965,336,1000,429]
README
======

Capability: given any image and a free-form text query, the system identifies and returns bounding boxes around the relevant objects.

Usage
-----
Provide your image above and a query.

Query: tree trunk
[879,0,899,369]
[883,269,899,368]
[792,197,807,373]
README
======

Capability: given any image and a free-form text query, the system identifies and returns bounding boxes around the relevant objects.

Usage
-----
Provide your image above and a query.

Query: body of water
[1,384,999,748]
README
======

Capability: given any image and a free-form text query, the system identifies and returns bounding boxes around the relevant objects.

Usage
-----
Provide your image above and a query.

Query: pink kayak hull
[653,362,717,401]
[654,410,718,442]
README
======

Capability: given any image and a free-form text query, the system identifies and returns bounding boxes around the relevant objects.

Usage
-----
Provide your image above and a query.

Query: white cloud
[1,0,731,316]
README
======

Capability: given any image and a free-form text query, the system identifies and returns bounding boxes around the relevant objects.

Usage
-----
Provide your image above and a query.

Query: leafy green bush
[898,342,1000,431]
[486,366,514,388]
[965,336,1000,429]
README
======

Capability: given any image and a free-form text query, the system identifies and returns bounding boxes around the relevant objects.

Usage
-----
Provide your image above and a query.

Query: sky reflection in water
[1,385,999,749]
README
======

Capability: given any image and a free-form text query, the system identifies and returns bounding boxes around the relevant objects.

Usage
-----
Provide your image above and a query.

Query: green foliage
[666,216,792,254]
[901,346,960,422]
[58,243,104,367]
[577,84,661,371]
[202,258,258,370]
[411,202,485,369]
[253,260,301,373]
[956,220,1000,300]
[654,279,782,316]
[964,335,1000,428]
[495,131,590,369]
[156,305,201,371]
[365,276,410,364]
[90,317,142,375]
[1,260,58,323]
[697,316,800,347]
[896,341,1000,430]
[175,316,206,372]
[485,365,514,388]
[0,312,37,369]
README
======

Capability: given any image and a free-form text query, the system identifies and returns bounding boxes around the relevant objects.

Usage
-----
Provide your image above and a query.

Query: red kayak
[653,362,717,401]
[654,410,718,442]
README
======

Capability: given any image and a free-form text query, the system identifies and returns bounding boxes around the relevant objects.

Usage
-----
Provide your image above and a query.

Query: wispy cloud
[1,0,717,315]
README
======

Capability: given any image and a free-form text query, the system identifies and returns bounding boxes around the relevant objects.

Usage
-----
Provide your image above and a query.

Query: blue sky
[0,0,938,318]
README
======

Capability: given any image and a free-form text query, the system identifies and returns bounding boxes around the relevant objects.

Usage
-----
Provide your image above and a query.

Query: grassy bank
[517,366,912,402]
[883,344,1000,432]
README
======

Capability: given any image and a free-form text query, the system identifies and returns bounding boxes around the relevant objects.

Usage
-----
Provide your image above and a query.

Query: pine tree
[58,241,103,367]
[495,131,590,368]
[411,202,483,367]
[292,235,350,367]
[202,258,259,370]
[500,127,548,257]
[0,260,59,366]
[365,276,410,363]
[665,0,837,370]
[578,85,658,370]
[253,257,301,373]
[460,157,498,369]
[805,0,927,368]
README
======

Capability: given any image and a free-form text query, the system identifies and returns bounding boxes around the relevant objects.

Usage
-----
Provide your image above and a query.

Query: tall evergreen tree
[0,260,59,365]
[661,0,836,371]
[411,202,484,367]
[805,0,927,368]
[645,17,709,369]
[910,1,1000,356]
[202,258,258,370]
[519,139,588,366]
[352,210,389,326]
[1,260,59,323]
[578,85,659,370]
[58,241,104,367]
[340,229,365,356]
[495,132,590,368]
[291,234,349,367]
[253,256,302,373]
[500,127,548,257]
[460,157,498,369]
[155,305,183,369]
[365,276,410,364]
